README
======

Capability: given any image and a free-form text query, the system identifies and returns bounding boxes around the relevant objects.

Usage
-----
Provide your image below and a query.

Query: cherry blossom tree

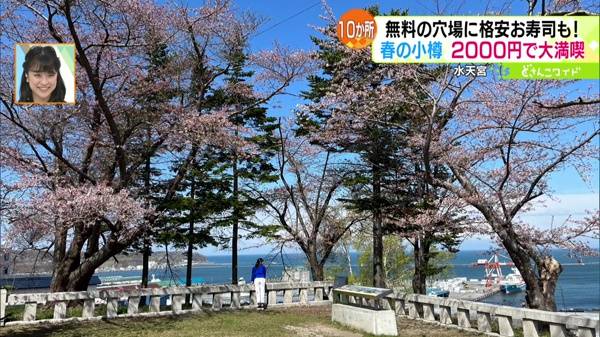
[0,0,312,292]
[417,74,599,310]
[527,0,599,15]
[252,121,363,281]
[311,57,598,309]
[302,3,598,309]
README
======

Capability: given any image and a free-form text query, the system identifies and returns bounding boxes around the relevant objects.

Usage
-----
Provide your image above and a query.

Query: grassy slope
[0,305,494,337]
[1,306,360,337]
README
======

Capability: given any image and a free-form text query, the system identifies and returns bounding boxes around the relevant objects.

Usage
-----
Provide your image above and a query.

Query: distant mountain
[0,250,208,275]
[98,251,208,272]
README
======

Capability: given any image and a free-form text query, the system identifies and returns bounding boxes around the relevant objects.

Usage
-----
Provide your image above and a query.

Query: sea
[94,249,600,311]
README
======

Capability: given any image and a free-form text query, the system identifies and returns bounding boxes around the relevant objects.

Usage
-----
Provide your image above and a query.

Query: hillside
[1,250,208,275]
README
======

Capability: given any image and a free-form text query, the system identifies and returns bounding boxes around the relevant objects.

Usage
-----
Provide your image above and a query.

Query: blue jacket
[251,264,266,282]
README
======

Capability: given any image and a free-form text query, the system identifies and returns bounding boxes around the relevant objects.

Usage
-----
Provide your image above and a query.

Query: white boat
[500,268,526,294]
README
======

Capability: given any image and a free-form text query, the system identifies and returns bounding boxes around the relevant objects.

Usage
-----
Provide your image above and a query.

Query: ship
[499,268,526,294]
[426,287,450,297]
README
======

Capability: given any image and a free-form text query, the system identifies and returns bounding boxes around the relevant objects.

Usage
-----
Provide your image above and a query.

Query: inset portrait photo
[14,43,76,105]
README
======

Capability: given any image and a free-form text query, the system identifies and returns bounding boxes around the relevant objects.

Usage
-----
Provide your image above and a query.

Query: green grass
[1,305,492,337]
[0,306,366,337]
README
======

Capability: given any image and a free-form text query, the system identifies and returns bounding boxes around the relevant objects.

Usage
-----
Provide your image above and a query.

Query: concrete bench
[332,285,398,336]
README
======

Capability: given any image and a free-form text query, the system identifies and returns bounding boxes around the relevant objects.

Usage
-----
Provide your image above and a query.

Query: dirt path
[281,305,486,337]
[397,317,485,337]
[283,324,363,337]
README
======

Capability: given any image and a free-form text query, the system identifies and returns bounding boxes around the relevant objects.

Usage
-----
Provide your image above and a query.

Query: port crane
[473,252,514,288]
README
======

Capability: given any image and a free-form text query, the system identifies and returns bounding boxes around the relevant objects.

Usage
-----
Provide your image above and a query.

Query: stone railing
[3,282,598,337]
[385,293,599,337]
[0,281,333,326]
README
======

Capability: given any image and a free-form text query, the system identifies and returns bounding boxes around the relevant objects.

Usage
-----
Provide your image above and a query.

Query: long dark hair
[255,258,264,269]
[19,46,66,103]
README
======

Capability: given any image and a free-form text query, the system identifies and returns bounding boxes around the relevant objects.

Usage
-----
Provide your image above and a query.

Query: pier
[448,283,502,301]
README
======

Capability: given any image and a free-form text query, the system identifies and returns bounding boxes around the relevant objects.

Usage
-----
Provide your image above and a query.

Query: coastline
[95,261,214,273]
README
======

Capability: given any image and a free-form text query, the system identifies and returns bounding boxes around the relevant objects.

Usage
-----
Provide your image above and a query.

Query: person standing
[251,258,267,309]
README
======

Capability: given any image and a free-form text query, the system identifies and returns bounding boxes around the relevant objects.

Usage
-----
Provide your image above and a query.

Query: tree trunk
[141,242,150,288]
[232,151,239,285]
[186,219,194,287]
[307,251,324,281]
[50,268,70,292]
[140,239,150,306]
[69,264,97,291]
[310,264,324,281]
[372,164,385,288]
[411,237,430,295]
[523,256,562,311]
[539,256,562,309]
[342,241,353,278]
[52,238,128,292]
[140,153,151,305]
[498,224,562,311]
[67,230,95,291]
[185,174,196,304]
[50,228,69,292]
[51,226,86,292]
[85,223,101,259]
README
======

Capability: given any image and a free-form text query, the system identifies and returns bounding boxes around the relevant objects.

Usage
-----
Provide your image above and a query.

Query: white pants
[254,277,266,304]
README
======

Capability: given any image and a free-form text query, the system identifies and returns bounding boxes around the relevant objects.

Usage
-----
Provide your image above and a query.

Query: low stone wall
[0,281,333,326]
[386,293,599,337]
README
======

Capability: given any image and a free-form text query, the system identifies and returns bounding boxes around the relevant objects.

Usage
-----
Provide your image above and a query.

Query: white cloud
[462,193,599,250]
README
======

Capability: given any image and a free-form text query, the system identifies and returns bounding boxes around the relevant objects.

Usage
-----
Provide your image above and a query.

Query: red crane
[473,252,514,288]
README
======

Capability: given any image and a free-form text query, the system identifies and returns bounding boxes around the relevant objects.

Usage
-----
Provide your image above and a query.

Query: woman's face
[26,70,57,102]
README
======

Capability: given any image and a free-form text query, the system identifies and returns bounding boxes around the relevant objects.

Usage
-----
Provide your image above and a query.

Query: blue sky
[196,1,600,256]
